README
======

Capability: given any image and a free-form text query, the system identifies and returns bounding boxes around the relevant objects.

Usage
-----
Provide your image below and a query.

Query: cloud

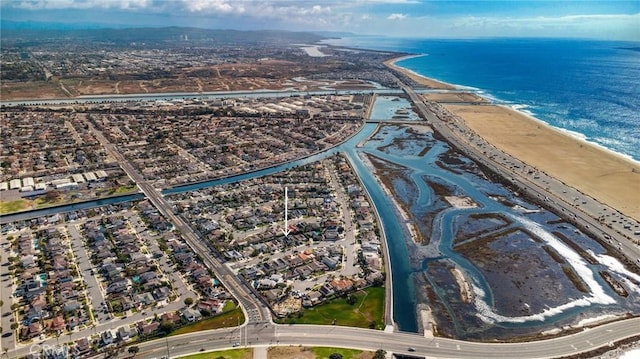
[7,0,154,10]
[387,13,407,20]
[451,12,640,31]
[357,0,420,3]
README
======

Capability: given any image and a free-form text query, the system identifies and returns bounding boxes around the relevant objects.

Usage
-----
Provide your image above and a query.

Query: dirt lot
[1,60,375,100]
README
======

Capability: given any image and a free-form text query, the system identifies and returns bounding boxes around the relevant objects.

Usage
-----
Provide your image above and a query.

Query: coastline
[384,55,456,90]
[388,60,640,222]
[443,103,640,221]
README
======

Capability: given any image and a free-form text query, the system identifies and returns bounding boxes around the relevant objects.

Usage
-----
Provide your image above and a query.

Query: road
[6,88,638,358]
[396,80,640,265]
[65,223,107,324]
[106,317,640,359]
[326,160,359,277]
[86,123,272,326]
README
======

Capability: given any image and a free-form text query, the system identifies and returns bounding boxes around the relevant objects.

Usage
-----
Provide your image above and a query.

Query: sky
[1,0,639,41]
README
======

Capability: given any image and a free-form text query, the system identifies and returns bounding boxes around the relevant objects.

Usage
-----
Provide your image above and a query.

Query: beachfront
[444,104,640,221]
[387,56,640,224]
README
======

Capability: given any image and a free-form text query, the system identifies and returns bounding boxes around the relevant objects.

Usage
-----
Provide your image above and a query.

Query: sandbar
[384,56,456,89]
[443,104,640,220]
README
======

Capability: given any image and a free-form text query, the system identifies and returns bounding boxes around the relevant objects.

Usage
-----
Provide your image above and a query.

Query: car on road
[408,347,416,352]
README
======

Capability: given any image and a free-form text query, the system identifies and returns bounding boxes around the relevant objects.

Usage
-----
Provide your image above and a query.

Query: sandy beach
[384,58,640,222]
[422,92,487,103]
[443,104,640,220]
[384,56,456,89]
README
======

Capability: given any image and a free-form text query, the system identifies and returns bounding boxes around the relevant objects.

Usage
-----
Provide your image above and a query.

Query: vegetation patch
[170,306,245,336]
[275,287,384,329]
[561,265,589,293]
[180,348,252,359]
[310,347,368,359]
[599,271,629,297]
[542,245,566,264]
[0,199,30,214]
[109,184,138,195]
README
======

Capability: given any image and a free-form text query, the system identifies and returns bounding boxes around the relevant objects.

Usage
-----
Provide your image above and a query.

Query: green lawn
[170,306,245,336]
[310,347,367,359]
[178,348,251,359]
[275,287,385,329]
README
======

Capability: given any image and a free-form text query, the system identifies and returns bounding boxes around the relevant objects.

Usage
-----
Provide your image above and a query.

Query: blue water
[326,37,640,162]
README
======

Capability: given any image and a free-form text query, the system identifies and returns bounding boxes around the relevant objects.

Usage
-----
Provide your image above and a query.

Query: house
[137,321,160,336]
[330,278,354,293]
[74,337,91,355]
[117,326,133,341]
[49,315,66,332]
[307,291,322,304]
[197,299,222,314]
[322,257,339,270]
[153,287,171,301]
[135,292,156,306]
[181,308,203,322]
[319,283,334,297]
[161,312,181,325]
[21,322,42,339]
[101,330,114,345]
[256,279,277,289]
[63,300,81,313]
[106,281,129,294]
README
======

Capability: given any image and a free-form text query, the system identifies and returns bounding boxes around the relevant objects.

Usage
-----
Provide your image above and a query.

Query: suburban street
[65,223,106,324]
[87,123,271,325]
[4,87,638,359]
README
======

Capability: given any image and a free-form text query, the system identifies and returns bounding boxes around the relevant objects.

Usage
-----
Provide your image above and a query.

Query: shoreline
[384,55,456,90]
[500,102,640,166]
[444,102,640,221]
[390,56,638,166]
[388,59,640,221]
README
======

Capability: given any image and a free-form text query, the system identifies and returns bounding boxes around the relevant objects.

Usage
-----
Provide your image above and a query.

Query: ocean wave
[507,103,536,117]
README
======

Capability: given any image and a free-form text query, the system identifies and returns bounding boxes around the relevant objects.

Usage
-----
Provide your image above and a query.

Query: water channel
[3,94,639,338]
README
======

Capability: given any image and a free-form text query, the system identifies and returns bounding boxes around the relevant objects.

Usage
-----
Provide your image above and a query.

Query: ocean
[326,37,640,162]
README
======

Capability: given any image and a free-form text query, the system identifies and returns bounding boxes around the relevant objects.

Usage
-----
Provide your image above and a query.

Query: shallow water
[352,117,640,339]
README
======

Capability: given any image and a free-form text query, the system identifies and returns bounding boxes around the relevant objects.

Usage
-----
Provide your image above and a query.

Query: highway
[396,80,640,265]
[116,317,640,359]
[10,94,633,359]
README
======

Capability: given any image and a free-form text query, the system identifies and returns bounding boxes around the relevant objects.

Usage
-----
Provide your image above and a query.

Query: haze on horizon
[1,0,639,41]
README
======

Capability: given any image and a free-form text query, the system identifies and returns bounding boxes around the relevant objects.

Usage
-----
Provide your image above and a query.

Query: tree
[329,353,343,359]
[160,320,174,333]
[184,297,194,306]
[373,349,386,359]
[127,346,140,356]
[346,294,357,305]
[44,190,61,202]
